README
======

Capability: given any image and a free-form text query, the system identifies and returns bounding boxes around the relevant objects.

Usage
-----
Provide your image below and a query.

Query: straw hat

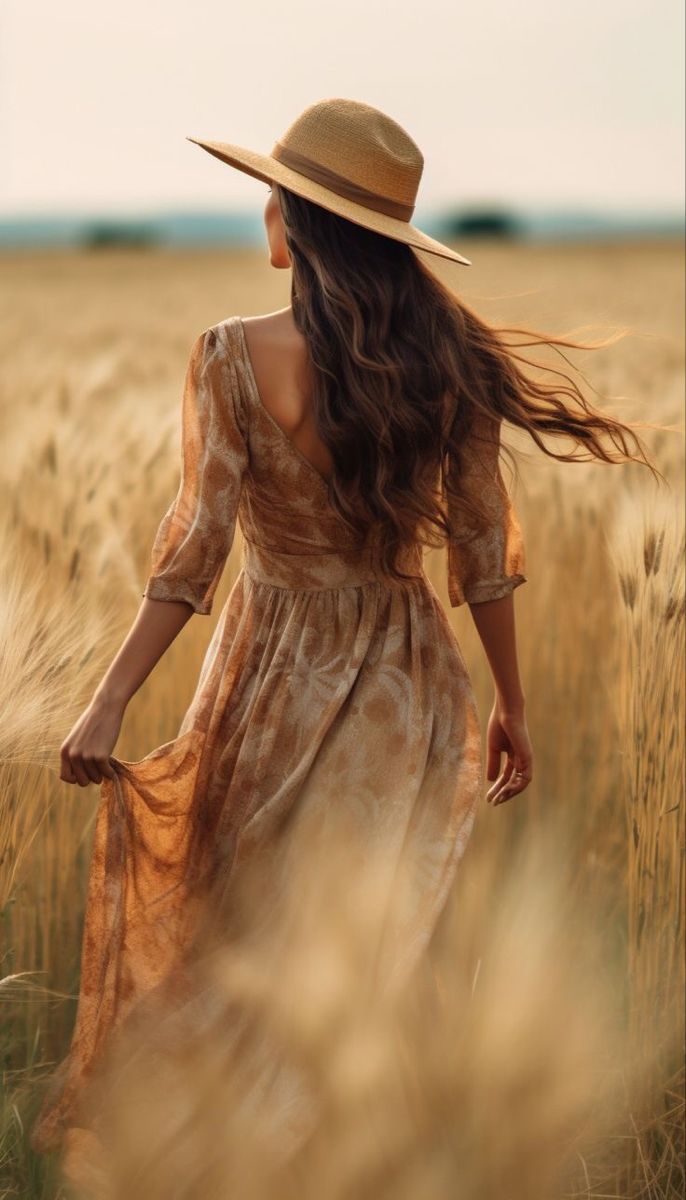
[187,97,472,266]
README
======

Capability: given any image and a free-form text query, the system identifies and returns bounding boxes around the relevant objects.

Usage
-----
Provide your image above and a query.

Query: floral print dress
[31,313,526,1161]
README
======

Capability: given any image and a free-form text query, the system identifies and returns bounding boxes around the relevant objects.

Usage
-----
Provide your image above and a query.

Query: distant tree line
[440,206,525,239]
[80,221,160,249]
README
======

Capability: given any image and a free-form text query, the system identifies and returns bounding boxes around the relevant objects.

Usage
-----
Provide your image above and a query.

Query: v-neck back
[234,316,333,489]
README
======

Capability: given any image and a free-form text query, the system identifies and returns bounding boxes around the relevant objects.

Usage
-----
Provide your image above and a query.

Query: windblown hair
[274,183,663,583]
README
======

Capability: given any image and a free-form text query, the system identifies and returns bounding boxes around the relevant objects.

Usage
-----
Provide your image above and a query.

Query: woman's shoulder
[205,313,243,350]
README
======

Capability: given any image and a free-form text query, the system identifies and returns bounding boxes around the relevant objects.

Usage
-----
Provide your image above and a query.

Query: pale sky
[1,0,684,217]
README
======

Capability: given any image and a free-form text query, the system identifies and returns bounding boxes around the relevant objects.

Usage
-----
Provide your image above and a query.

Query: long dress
[30,314,526,1164]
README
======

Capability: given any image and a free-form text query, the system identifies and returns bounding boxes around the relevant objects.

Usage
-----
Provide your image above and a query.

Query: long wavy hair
[274,183,664,583]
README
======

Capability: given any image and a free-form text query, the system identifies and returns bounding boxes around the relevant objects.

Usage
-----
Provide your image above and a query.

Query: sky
[1,0,684,217]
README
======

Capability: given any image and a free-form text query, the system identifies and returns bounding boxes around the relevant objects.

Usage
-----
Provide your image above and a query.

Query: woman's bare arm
[469,590,525,710]
[60,597,194,788]
[59,326,250,789]
[468,591,533,806]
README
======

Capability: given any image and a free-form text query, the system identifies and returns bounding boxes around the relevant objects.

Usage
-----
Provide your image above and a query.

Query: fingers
[59,750,79,785]
[64,752,97,786]
[60,747,117,787]
[486,758,532,806]
[485,760,512,804]
[493,763,530,805]
[486,743,502,784]
[100,757,118,781]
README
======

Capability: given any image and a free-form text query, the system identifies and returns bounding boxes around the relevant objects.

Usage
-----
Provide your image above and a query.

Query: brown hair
[275,183,665,582]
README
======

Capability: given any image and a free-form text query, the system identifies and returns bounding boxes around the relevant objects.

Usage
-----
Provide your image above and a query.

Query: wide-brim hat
[187,97,472,266]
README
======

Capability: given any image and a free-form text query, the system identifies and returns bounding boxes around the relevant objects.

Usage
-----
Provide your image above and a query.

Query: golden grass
[66,822,626,1200]
[0,237,683,1199]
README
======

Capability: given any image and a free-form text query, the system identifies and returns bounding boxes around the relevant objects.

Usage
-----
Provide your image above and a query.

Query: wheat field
[1,237,684,1199]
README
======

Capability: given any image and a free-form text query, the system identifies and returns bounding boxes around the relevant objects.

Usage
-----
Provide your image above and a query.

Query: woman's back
[241,308,336,484]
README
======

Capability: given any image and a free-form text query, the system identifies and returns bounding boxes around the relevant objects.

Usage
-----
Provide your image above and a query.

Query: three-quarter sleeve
[142,326,249,616]
[445,412,527,607]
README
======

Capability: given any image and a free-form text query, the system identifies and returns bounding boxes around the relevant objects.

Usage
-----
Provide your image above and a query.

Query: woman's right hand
[60,694,124,787]
[485,700,533,805]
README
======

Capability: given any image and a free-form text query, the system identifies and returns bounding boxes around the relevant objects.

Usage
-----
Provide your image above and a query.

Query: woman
[31,98,657,1163]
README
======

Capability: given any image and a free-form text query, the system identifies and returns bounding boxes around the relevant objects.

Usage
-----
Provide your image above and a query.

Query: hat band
[271,141,415,223]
